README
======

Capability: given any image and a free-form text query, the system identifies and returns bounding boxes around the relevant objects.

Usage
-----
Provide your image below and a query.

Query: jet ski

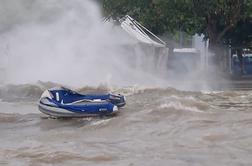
[38,87,126,118]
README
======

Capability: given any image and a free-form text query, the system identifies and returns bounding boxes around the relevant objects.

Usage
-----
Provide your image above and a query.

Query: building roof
[120,15,166,48]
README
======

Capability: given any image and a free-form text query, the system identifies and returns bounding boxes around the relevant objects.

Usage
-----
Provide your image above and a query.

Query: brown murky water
[0,84,252,166]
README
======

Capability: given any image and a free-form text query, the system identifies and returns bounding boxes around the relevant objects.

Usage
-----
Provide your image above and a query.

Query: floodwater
[0,83,252,166]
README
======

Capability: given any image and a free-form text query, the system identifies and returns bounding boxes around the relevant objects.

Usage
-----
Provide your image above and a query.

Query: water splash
[0,0,171,88]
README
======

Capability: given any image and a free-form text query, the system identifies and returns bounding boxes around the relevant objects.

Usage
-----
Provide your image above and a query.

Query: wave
[0,82,52,102]
[0,81,143,102]
[4,148,116,164]
[0,113,19,123]
[0,82,247,116]
[158,102,204,113]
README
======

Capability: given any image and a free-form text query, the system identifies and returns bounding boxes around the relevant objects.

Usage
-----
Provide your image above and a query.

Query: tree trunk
[237,48,244,75]
[208,35,221,64]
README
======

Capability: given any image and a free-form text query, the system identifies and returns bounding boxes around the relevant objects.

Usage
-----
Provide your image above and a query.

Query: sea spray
[0,0,171,88]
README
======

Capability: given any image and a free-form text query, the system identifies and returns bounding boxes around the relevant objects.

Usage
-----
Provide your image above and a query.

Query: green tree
[102,0,252,55]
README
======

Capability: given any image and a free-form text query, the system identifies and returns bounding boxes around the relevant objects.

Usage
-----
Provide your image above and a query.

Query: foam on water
[159,102,204,113]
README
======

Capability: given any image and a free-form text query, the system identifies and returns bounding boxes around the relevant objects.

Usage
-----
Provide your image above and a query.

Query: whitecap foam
[89,118,113,127]
[159,102,204,113]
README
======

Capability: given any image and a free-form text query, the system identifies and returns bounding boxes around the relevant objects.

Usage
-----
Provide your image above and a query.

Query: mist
[0,0,173,88]
[0,0,213,90]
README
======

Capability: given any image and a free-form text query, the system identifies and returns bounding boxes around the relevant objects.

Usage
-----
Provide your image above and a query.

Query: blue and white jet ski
[38,87,126,118]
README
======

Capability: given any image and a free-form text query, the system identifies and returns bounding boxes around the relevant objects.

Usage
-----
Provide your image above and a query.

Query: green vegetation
[102,0,252,56]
